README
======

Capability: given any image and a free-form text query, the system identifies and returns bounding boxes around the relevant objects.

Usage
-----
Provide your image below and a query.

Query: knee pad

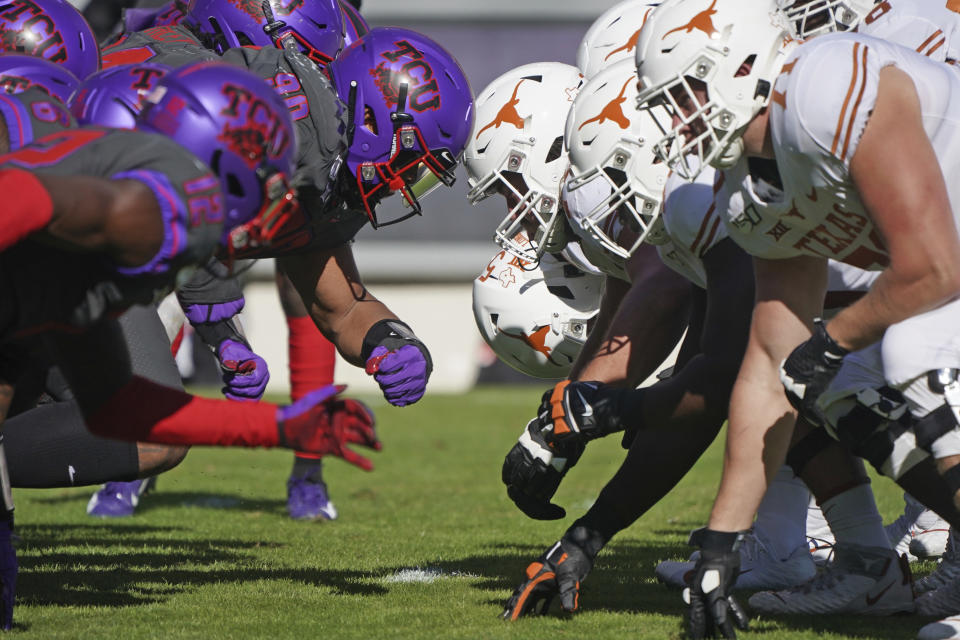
[913,369,960,461]
[832,386,926,479]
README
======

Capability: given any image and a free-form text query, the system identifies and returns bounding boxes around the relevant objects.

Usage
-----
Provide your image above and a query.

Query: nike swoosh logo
[865,580,894,606]
[574,391,593,418]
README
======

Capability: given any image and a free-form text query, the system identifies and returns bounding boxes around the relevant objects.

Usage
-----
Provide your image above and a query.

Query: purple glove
[0,519,16,630]
[183,298,245,325]
[365,344,430,407]
[218,339,270,401]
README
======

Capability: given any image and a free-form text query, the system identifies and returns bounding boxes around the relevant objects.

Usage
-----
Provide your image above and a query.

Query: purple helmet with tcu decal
[0,0,99,79]
[69,62,171,129]
[136,62,299,252]
[327,27,474,227]
[185,0,343,67]
[338,0,367,47]
[0,52,76,103]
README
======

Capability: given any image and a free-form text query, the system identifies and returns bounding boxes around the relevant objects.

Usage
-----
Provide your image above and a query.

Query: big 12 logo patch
[369,40,441,113]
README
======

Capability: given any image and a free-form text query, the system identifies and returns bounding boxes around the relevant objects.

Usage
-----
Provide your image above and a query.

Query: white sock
[820,483,889,549]
[753,465,810,559]
[806,494,831,537]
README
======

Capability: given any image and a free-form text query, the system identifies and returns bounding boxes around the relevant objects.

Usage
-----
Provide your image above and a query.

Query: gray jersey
[0,127,223,338]
[0,88,75,151]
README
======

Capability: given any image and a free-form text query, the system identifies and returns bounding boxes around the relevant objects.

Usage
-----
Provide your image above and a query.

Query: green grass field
[11,386,937,639]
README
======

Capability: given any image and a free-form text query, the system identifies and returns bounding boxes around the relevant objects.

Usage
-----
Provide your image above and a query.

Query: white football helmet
[472,237,602,379]
[634,0,795,180]
[464,62,584,263]
[564,59,670,261]
[776,0,875,39]
[577,0,660,79]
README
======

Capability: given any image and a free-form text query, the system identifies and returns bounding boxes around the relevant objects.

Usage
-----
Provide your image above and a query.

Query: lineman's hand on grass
[501,526,604,619]
[684,528,749,639]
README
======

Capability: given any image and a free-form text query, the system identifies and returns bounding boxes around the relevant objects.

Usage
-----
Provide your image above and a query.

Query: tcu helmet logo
[369,39,441,112]
[220,0,263,21]
[0,0,67,64]
[218,82,291,168]
[271,0,304,16]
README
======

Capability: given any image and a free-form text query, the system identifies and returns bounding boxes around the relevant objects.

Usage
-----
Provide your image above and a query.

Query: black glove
[502,418,584,520]
[501,525,605,620]
[684,528,750,639]
[779,318,849,426]
[539,380,626,448]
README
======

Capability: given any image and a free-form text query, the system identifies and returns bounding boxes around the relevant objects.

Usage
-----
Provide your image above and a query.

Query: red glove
[276,385,381,470]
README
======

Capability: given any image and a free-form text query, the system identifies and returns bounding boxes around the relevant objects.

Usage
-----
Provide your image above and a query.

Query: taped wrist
[0,168,54,252]
[361,319,432,374]
[688,527,749,552]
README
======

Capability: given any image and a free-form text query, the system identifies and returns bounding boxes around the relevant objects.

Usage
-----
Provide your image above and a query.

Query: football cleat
[886,507,950,562]
[918,615,960,640]
[655,531,816,590]
[917,528,960,595]
[86,477,156,518]
[917,579,960,618]
[748,544,915,616]
[287,474,338,521]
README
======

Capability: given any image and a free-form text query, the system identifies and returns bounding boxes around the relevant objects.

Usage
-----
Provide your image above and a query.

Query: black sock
[291,455,324,482]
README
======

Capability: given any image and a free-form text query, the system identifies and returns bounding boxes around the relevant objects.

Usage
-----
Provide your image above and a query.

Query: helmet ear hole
[210,149,223,173]
[235,32,255,47]
[226,173,244,197]
[736,54,756,78]
[544,136,564,164]
[363,105,378,134]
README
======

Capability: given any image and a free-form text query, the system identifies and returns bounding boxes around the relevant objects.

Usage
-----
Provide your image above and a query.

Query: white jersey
[721,33,960,270]
[657,167,728,289]
[858,0,960,63]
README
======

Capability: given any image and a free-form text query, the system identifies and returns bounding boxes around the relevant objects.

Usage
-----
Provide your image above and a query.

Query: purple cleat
[86,477,156,518]
[287,474,338,521]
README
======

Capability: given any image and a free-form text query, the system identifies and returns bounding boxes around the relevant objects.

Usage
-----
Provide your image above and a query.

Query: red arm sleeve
[0,168,54,252]
[86,375,281,448]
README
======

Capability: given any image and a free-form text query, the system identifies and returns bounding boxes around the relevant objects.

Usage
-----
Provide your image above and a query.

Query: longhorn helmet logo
[604,28,641,61]
[578,76,633,131]
[661,0,719,39]
[475,78,526,140]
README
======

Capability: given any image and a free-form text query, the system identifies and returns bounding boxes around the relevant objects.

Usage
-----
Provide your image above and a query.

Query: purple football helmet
[327,27,474,228]
[338,0,367,48]
[69,63,171,129]
[0,52,76,103]
[135,62,300,254]
[0,0,99,80]
[185,0,343,67]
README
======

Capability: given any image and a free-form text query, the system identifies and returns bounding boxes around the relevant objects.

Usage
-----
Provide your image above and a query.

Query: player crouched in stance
[0,62,383,628]
[625,0,960,637]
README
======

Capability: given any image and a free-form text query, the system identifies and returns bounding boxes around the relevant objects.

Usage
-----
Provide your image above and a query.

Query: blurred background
[71,0,628,395]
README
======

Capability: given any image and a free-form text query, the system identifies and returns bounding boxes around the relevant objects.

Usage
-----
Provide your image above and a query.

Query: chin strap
[261,1,288,41]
